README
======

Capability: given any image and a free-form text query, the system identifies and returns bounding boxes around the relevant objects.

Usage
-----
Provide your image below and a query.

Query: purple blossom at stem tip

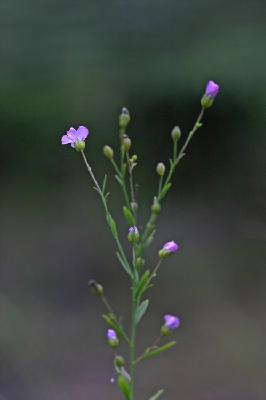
[205,80,219,99]
[61,126,89,148]
[164,314,180,330]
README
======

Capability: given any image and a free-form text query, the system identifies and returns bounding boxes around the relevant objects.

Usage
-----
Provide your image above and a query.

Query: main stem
[130,287,137,400]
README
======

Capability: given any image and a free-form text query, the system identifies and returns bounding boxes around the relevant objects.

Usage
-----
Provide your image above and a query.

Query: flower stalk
[61,80,219,399]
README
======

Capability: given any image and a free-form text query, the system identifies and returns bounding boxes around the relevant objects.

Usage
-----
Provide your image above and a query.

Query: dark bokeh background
[1,0,266,399]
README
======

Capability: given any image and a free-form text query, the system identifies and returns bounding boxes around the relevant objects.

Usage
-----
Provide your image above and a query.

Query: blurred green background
[1,0,266,399]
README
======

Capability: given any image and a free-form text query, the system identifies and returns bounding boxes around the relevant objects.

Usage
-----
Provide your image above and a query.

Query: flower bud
[128,226,140,244]
[156,162,166,177]
[201,80,219,108]
[131,155,137,162]
[119,107,131,130]
[121,136,132,152]
[171,126,181,142]
[107,329,119,349]
[103,145,114,160]
[158,240,179,259]
[136,257,145,269]
[88,279,104,298]
[114,355,125,368]
[131,202,138,214]
[151,198,161,214]
[161,314,180,336]
[74,140,85,152]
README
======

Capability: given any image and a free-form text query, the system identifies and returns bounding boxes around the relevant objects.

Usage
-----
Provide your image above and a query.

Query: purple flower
[163,241,178,253]
[128,226,139,235]
[107,329,118,342]
[61,126,89,149]
[159,240,179,259]
[128,226,140,244]
[163,314,180,330]
[205,80,219,99]
[107,329,119,348]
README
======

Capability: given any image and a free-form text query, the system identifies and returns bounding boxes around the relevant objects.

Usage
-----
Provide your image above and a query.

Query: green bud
[171,126,181,142]
[119,107,131,130]
[151,198,161,214]
[74,140,85,152]
[103,145,114,160]
[128,227,140,244]
[136,257,145,269]
[114,355,125,368]
[156,162,166,177]
[201,94,214,108]
[131,154,137,162]
[161,325,172,336]
[131,202,138,214]
[121,136,132,152]
[88,279,104,298]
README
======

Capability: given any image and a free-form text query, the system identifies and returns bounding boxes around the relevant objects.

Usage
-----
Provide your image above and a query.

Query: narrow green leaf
[123,206,136,226]
[117,375,131,400]
[135,270,150,300]
[144,341,176,360]
[159,182,172,200]
[115,174,123,185]
[149,389,164,400]
[107,215,118,238]
[102,174,107,193]
[116,252,133,279]
[135,299,149,324]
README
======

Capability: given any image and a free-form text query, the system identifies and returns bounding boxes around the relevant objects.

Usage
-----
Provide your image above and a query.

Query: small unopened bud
[107,329,119,349]
[151,198,161,214]
[131,155,137,162]
[156,162,166,177]
[74,140,85,152]
[119,107,131,130]
[158,241,179,259]
[128,226,140,244]
[114,355,125,368]
[88,279,104,298]
[131,202,138,213]
[121,136,132,152]
[171,126,181,142]
[103,145,114,160]
[201,80,219,108]
[136,257,145,269]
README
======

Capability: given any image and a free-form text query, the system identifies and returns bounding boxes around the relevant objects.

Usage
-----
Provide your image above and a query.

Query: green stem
[141,108,205,250]
[111,158,132,213]
[130,288,137,400]
[81,150,131,274]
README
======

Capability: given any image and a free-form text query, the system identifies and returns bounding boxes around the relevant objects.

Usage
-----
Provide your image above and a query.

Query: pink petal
[61,135,73,145]
[66,127,78,141]
[77,126,89,141]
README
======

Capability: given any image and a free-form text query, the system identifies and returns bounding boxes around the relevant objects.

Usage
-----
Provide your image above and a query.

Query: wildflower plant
[61,80,219,399]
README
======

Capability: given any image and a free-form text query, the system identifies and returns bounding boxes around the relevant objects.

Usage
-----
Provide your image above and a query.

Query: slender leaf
[116,252,133,278]
[159,182,172,200]
[135,299,149,324]
[117,375,131,400]
[123,206,135,226]
[144,341,176,360]
[115,174,123,185]
[102,174,107,193]
[135,270,150,300]
[149,389,164,400]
